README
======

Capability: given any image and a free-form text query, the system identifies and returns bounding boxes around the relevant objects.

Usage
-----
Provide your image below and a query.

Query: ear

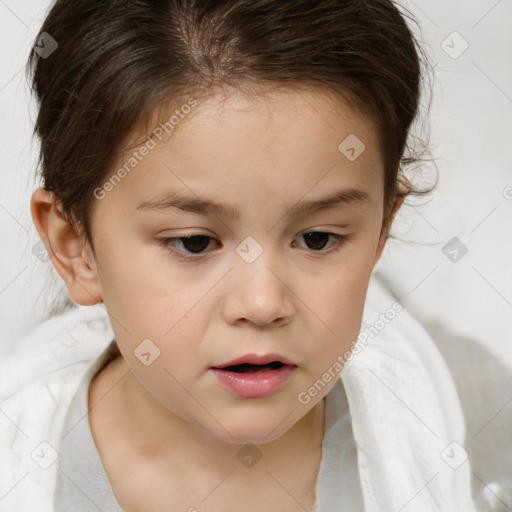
[373,190,406,268]
[30,187,103,305]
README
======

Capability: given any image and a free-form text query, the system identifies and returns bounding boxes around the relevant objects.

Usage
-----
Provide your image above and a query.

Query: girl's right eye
[158,235,215,260]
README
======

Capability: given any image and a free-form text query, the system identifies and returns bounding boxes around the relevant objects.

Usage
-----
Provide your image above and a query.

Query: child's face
[83,87,394,444]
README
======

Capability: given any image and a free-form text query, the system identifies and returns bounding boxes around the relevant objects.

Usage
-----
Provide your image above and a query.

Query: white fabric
[0,305,115,511]
[0,275,490,510]
[341,276,478,511]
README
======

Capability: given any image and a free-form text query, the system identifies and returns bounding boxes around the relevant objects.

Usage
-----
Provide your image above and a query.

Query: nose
[222,247,294,328]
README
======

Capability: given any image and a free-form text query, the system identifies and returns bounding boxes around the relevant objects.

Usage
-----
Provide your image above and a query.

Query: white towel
[0,303,114,511]
[341,275,478,511]
[0,275,479,511]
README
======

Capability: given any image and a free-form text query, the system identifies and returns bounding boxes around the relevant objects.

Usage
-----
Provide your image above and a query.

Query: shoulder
[0,303,113,401]
[0,304,115,510]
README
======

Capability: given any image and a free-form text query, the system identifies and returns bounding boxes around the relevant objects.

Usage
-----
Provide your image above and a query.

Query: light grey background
[1,0,511,367]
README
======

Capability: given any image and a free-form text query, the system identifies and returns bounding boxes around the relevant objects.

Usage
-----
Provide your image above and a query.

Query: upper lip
[212,353,296,369]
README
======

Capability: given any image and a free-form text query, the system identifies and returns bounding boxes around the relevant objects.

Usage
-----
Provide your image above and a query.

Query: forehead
[120,84,379,160]
[100,86,384,219]
[170,85,375,145]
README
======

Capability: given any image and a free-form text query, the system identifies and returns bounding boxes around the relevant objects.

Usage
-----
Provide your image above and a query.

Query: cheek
[94,235,193,328]
[97,250,209,378]
[304,256,373,365]
[122,351,206,427]
[111,313,205,413]
[112,304,204,374]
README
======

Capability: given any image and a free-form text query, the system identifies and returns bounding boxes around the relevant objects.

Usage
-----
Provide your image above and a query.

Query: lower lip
[210,365,296,398]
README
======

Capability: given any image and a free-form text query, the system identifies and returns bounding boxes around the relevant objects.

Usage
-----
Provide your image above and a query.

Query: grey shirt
[54,340,364,511]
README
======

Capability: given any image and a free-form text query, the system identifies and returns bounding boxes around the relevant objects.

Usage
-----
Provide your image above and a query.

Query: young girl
[0,0,487,510]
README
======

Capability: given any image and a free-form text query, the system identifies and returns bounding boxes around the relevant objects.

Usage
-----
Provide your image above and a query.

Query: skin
[31,86,403,511]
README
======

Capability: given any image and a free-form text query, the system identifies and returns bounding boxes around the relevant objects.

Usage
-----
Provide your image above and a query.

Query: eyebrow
[136,187,370,220]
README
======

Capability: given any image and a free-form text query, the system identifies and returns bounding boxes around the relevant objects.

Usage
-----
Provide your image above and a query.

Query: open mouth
[221,361,286,373]
[211,358,296,398]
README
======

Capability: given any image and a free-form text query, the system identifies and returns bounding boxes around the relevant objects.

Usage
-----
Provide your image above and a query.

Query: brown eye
[302,232,330,250]
[293,232,349,253]
[176,235,211,253]
[159,235,215,257]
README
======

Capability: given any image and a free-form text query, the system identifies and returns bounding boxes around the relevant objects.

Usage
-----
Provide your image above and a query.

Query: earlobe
[30,187,103,306]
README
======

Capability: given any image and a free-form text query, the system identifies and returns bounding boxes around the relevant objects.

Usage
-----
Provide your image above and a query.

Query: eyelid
[157,230,350,260]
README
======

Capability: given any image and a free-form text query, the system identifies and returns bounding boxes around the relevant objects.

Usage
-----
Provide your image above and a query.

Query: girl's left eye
[158,232,350,260]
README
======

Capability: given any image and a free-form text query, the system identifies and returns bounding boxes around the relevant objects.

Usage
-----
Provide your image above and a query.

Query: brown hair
[26,0,436,318]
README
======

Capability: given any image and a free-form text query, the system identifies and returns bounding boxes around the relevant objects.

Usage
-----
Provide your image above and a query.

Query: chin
[203,409,300,446]
[214,429,288,446]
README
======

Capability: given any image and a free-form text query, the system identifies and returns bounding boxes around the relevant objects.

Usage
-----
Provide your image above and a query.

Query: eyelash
[157,232,350,261]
